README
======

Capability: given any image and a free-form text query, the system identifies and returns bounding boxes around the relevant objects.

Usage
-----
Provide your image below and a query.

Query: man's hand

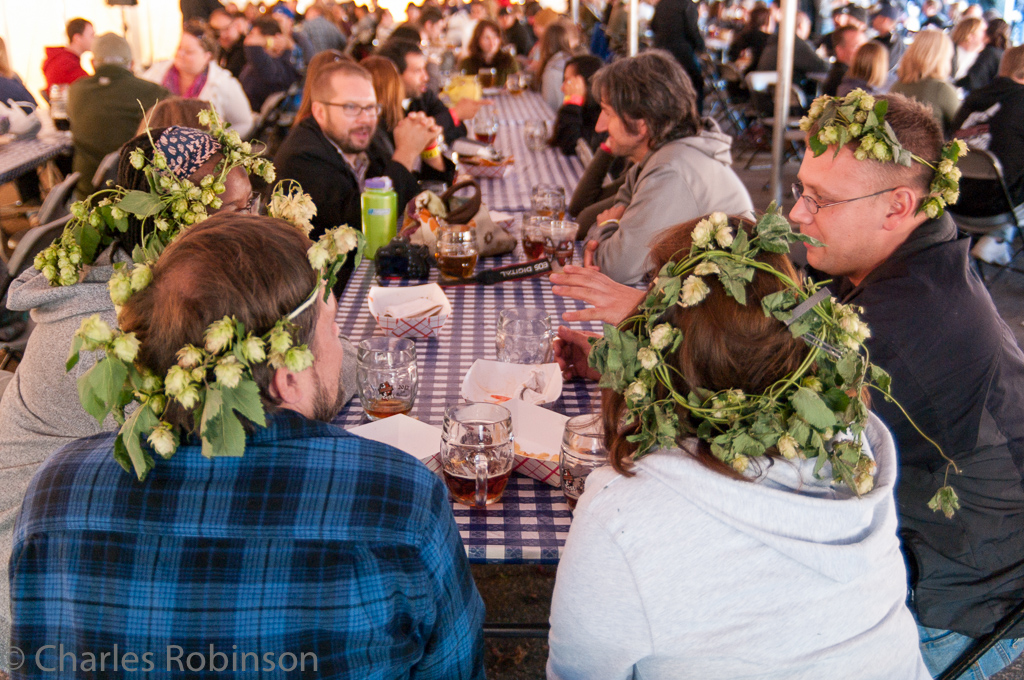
[582,239,599,269]
[451,98,493,123]
[554,326,603,382]
[551,265,646,325]
[243,30,267,47]
[595,203,626,225]
[393,115,441,170]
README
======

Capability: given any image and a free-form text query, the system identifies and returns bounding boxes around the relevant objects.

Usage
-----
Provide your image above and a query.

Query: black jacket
[951,76,1024,216]
[550,100,601,156]
[240,45,299,112]
[728,29,769,72]
[503,20,534,58]
[218,38,247,79]
[650,0,704,80]
[955,45,1003,94]
[274,118,450,290]
[406,89,466,145]
[836,215,1024,638]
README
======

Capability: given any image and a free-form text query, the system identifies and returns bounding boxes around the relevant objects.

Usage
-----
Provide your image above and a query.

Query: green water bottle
[361,177,398,258]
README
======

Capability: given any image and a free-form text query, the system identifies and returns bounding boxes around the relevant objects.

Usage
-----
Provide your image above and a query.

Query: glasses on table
[791,182,896,214]
[356,337,418,420]
[531,184,565,218]
[544,220,578,271]
[440,402,516,508]
[317,101,383,119]
[495,308,554,364]
[560,413,607,511]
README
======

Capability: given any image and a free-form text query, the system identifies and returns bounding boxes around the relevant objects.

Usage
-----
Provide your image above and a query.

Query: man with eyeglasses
[789,93,1024,677]
[275,59,453,291]
[551,92,1024,679]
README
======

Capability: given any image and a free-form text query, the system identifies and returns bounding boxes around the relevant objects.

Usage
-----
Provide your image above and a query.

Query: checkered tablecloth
[0,132,72,185]
[468,92,585,213]
[333,227,602,563]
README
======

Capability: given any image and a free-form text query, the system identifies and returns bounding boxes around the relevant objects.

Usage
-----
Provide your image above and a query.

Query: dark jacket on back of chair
[835,214,1024,639]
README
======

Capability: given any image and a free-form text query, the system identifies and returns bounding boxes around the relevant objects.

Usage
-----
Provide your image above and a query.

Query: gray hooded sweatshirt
[589,119,754,285]
[547,413,930,680]
[0,259,358,670]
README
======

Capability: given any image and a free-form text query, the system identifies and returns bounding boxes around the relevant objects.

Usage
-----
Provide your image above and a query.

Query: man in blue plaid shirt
[8,214,485,679]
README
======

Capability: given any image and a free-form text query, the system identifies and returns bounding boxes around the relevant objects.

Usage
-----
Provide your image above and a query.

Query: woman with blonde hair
[838,41,890,96]
[890,29,960,133]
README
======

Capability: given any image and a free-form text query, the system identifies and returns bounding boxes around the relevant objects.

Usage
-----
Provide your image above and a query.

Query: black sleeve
[684,0,705,53]
[956,49,1001,93]
[418,90,467,144]
[551,104,584,156]
[569,148,617,217]
[728,33,749,63]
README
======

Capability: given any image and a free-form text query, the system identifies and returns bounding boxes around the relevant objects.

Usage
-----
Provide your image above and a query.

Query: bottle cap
[365,176,393,190]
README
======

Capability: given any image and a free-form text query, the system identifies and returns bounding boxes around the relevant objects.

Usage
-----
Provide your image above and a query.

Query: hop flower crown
[68,225,364,481]
[799,90,967,219]
[588,207,960,517]
[36,109,280,288]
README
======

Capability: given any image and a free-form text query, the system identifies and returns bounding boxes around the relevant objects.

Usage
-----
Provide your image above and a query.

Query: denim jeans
[918,624,1024,679]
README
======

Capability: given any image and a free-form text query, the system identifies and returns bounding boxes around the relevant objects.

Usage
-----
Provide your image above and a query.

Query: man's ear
[268,366,303,406]
[311,100,327,127]
[882,186,924,231]
[634,118,649,142]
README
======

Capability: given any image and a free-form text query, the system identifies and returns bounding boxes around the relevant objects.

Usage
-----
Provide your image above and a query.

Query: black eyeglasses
[317,101,383,119]
[791,182,897,214]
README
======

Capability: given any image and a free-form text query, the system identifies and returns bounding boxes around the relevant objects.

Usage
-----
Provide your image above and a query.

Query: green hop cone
[148,422,178,458]
[928,485,961,519]
[214,355,245,388]
[130,264,152,292]
[283,346,314,372]
[110,332,141,363]
[240,335,266,364]
[108,272,134,306]
[77,314,114,349]
[203,317,236,354]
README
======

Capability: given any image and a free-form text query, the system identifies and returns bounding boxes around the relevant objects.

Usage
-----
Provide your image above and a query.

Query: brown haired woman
[546,216,930,680]
[457,19,518,87]
[838,41,890,96]
[142,21,254,137]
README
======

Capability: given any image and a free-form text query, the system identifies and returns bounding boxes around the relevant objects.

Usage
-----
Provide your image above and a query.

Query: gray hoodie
[0,258,359,671]
[589,119,754,284]
[0,259,120,670]
[547,413,930,680]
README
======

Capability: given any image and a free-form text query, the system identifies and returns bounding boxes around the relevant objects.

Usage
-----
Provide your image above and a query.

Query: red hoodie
[42,46,87,91]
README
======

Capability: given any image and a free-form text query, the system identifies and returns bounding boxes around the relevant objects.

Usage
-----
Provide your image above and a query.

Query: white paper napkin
[461,360,563,405]
[348,415,441,462]
[383,297,444,319]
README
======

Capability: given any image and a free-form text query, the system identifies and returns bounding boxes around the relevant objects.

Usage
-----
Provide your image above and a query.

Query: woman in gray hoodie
[548,216,930,680]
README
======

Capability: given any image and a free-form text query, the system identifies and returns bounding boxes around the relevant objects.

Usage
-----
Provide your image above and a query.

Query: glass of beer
[560,413,607,511]
[524,120,550,152]
[521,215,551,260]
[436,224,478,278]
[530,183,566,218]
[544,220,578,271]
[357,337,418,420]
[440,402,516,507]
[473,106,498,145]
[477,67,497,89]
[506,72,525,96]
[495,308,553,364]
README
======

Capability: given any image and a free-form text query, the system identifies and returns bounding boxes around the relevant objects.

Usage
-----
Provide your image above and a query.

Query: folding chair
[91,151,120,192]
[1,172,78,263]
[947,146,1024,284]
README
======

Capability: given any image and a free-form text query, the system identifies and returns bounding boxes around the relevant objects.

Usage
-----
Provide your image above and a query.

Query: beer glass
[473,106,498,145]
[495,308,553,364]
[521,215,551,260]
[544,220,578,271]
[436,224,478,278]
[560,414,607,510]
[357,338,418,420]
[440,402,516,507]
[524,120,550,152]
[530,183,566,218]
[478,67,497,89]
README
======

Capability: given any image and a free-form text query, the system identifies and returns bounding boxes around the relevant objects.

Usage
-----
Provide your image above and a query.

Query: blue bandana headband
[156,126,222,180]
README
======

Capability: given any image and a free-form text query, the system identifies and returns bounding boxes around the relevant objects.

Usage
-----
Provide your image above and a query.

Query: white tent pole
[572,0,580,25]
[771,0,798,204]
[628,0,639,56]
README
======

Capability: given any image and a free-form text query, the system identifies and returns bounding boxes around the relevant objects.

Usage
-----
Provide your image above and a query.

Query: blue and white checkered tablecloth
[333,224,602,564]
[469,92,585,213]
[0,132,72,185]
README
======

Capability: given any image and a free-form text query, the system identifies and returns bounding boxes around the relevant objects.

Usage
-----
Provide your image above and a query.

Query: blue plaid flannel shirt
[9,411,485,679]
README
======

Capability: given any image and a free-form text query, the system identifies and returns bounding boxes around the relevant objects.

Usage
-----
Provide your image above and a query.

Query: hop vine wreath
[588,207,960,517]
[799,89,967,219]
[67,225,364,481]
[34,109,278,287]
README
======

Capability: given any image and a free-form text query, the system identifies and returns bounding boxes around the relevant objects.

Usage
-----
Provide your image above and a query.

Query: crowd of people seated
[0,0,1023,679]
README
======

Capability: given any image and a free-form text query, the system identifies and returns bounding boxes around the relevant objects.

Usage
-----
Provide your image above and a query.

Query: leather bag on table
[404,179,515,257]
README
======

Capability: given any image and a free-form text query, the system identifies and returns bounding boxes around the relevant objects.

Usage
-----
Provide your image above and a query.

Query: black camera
[375,238,432,279]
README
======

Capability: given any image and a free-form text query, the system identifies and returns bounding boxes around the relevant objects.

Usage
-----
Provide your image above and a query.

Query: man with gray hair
[67,33,168,198]
[585,50,753,284]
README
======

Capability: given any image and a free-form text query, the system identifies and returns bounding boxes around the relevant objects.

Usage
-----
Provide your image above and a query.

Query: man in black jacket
[378,39,487,145]
[274,59,450,291]
[650,0,705,112]
[209,8,248,78]
[789,93,1024,678]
